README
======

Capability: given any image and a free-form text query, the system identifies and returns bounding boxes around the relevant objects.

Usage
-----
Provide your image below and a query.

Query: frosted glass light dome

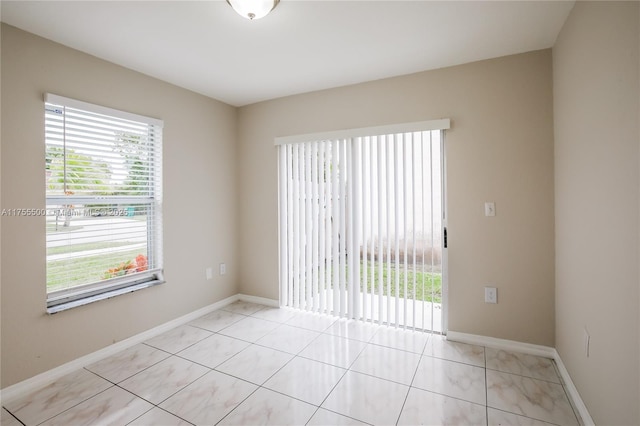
[227,0,280,20]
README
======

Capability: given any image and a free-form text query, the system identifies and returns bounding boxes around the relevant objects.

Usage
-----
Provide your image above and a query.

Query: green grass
[322,261,442,303]
[360,262,442,303]
[47,248,145,292]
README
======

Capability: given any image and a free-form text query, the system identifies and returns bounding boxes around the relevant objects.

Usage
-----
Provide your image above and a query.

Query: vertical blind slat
[361,138,369,323]
[377,136,385,325]
[319,143,327,314]
[331,140,340,316]
[304,143,312,310]
[339,140,347,317]
[278,148,287,307]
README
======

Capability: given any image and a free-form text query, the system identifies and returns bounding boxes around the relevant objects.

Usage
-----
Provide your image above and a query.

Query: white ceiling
[1,1,574,107]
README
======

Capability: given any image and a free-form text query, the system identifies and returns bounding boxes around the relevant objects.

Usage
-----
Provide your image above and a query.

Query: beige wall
[553,2,640,424]
[238,50,556,346]
[0,18,3,394]
[0,24,239,387]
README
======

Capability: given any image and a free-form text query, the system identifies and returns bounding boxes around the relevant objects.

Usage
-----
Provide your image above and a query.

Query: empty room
[1,1,638,425]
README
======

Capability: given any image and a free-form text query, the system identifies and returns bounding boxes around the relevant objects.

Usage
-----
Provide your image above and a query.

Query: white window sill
[46,279,165,314]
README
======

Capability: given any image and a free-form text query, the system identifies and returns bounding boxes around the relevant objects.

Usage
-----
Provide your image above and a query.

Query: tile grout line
[303,327,380,425]
[194,315,327,424]
[212,303,298,425]
[394,338,430,426]
[212,383,262,426]
[487,407,565,426]
[35,382,116,426]
[2,408,26,426]
[125,405,196,426]
[136,306,282,424]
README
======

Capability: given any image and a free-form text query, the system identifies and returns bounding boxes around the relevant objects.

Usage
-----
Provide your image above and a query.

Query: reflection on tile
[189,309,246,332]
[307,408,368,426]
[369,326,430,354]
[322,371,409,425]
[223,300,267,315]
[413,356,486,405]
[3,305,586,426]
[487,408,557,425]
[351,344,421,385]
[216,344,293,385]
[485,348,560,383]
[161,370,257,425]
[40,386,152,426]
[218,387,316,426]
[326,319,377,342]
[486,370,578,426]
[1,409,22,426]
[425,335,485,367]
[85,343,170,383]
[3,368,112,426]
[178,333,250,368]
[299,333,367,368]
[144,325,212,354]
[264,357,346,405]
[285,312,337,332]
[398,387,487,426]
[119,356,209,404]
[251,306,298,323]
[218,316,280,342]
[256,324,320,354]
[129,407,191,426]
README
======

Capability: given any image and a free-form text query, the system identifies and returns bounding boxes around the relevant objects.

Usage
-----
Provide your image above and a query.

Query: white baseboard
[237,293,279,307]
[446,331,556,358]
[446,330,594,426]
[1,294,239,404]
[551,348,595,426]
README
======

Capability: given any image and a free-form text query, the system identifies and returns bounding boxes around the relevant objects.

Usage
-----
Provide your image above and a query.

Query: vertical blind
[45,94,163,310]
[277,120,449,331]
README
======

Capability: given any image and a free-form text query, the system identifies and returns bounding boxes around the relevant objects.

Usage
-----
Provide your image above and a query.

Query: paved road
[46,216,147,260]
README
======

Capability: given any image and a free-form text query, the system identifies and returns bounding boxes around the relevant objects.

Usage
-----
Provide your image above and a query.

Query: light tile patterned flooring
[2,301,581,426]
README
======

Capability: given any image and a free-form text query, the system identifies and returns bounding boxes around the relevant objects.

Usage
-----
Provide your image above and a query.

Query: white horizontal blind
[45,94,163,307]
[278,121,446,331]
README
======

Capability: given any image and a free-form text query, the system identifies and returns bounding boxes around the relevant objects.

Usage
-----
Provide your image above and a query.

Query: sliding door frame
[276,119,450,333]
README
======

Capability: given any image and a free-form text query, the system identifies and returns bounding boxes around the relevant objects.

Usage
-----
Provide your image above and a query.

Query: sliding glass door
[277,120,448,332]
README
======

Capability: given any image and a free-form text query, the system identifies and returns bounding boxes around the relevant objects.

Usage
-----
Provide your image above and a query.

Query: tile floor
[2,301,581,426]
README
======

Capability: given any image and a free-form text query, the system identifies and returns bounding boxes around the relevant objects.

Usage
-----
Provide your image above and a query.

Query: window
[45,94,163,313]
[276,120,449,331]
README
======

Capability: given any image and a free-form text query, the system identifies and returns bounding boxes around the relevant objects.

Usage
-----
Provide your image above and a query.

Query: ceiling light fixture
[226,0,280,20]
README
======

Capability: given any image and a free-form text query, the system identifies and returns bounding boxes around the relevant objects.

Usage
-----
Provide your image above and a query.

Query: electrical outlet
[219,263,226,275]
[583,328,590,357]
[206,267,213,280]
[484,287,497,304]
[485,202,496,217]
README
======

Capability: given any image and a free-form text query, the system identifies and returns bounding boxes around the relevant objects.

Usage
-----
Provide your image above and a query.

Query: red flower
[135,254,148,272]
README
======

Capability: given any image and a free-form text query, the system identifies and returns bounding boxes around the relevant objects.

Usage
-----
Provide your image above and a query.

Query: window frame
[44,93,164,313]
